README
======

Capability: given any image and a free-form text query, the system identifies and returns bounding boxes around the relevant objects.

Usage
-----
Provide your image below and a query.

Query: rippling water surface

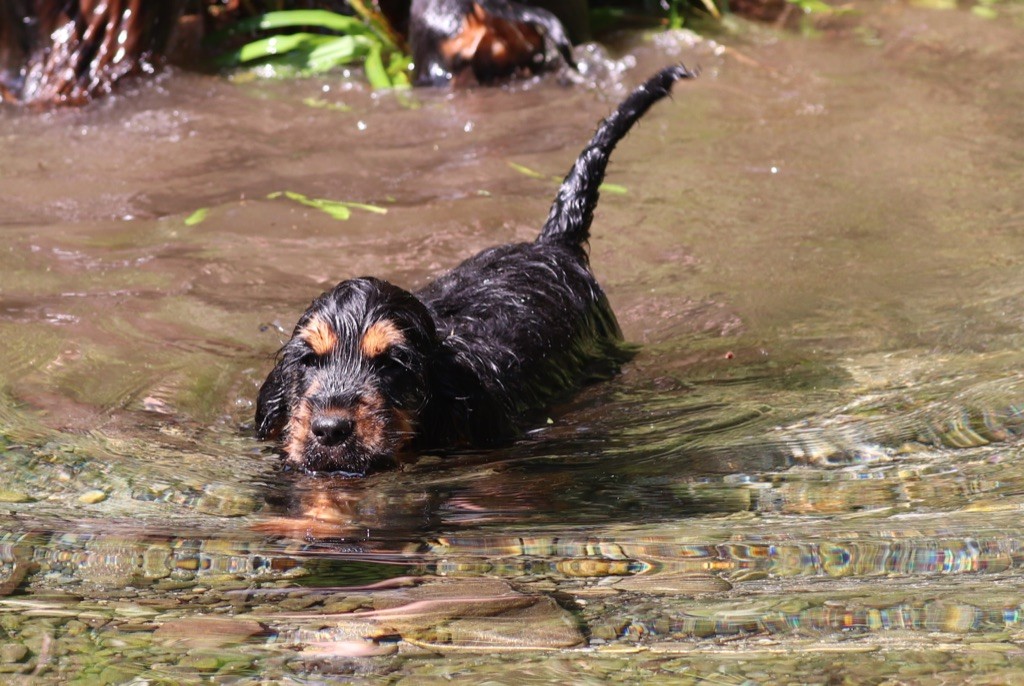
[3,2,1024,682]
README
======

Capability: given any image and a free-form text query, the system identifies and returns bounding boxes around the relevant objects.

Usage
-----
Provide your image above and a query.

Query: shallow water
[2,2,1024,682]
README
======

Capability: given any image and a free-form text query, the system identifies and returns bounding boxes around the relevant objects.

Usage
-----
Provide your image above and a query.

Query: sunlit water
[2,2,1024,682]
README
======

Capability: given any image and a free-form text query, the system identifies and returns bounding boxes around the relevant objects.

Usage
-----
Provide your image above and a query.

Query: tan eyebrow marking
[299,316,338,356]
[361,319,405,358]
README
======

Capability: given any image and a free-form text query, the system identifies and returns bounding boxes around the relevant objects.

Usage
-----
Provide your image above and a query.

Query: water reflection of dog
[256,65,696,476]
[255,469,492,539]
[255,459,583,539]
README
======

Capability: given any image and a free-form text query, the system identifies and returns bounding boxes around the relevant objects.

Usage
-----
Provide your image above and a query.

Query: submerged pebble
[0,644,28,664]
[78,489,108,504]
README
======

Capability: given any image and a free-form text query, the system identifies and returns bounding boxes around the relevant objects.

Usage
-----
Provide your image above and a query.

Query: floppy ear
[511,3,576,70]
[255,359,293,440]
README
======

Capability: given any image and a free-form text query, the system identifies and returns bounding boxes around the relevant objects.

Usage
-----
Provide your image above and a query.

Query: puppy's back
[417,66,695,444]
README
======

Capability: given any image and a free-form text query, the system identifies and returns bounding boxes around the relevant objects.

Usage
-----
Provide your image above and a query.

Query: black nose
[311,415,355,446]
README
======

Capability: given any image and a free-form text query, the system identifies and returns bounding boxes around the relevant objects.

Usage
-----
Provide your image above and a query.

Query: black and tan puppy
[409,0,576,86]
[256,65,695,475]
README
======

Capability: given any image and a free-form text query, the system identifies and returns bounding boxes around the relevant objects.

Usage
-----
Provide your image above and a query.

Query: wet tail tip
[651,63,700,92]
[538,63,697,246]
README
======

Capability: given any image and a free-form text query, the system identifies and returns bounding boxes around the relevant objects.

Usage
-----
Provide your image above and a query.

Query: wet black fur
[256,65,696,474]
[409,0,575,86]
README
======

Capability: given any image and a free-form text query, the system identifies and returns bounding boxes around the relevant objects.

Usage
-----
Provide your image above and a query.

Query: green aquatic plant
[969,0,1004,19]
[302,96,353,111]
[268,191,388,220]
[181,193,388,226]
[668,0,722,28]
[215,1,736,90]
[215,8,411,89]
[184,207,209,226]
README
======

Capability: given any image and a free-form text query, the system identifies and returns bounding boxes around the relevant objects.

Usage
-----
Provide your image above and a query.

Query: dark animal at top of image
[409,0,575,86]
[256,64,696,475]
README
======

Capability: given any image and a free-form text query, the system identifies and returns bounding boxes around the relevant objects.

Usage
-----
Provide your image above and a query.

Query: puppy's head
[256,277,438,475]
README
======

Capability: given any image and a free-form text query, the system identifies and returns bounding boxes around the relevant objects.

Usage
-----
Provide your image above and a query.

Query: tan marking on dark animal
[440,3,541,69]
[440,6,487,62]
[353,390,389,453]
[283,399,313,466]
[361,320,405,358]
[300,316,338,356]
[350,392,417,461]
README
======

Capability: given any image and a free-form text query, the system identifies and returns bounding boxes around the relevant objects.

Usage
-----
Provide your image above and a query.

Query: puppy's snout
[311,414,355,446]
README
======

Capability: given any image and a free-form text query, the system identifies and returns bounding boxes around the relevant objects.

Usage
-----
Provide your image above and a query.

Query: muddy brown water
[3,3,1024,682]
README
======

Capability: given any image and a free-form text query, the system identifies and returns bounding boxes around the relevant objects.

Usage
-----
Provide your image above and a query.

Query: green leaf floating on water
[600,183,628,195]
[507,161,546,179]
[302,97,352,112]
[507,161,628,194]
[268,191,388,220]
[343,201,389,214]
[184,208,209,226]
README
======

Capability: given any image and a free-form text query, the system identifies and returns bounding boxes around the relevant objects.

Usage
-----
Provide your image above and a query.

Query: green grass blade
[507,161,546,179]
[280,191,352,220]
[184,208,209,226]
[268,191,388,220]
[226,33,335,65]
[341,201,388,215]
[306,35,369,72]
[363,46,391,89]
[302,97,352,112]
[697,0,721,20]
[345,0,404,51]
[599,182,628,195]
[387,52,413,88]
[218,10,370,38]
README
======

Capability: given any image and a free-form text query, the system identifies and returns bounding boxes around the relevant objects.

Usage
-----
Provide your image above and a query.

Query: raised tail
[538,64,696,246]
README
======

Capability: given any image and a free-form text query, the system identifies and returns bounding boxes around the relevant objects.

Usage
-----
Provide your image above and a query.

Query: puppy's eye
[299,350,322,367]
[375,348,412,378]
